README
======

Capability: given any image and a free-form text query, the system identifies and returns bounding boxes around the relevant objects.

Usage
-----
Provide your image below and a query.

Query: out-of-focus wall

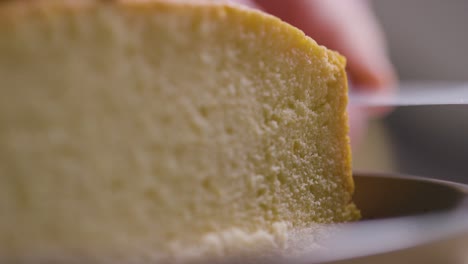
[355,0,468,183]
[373,0,468,81]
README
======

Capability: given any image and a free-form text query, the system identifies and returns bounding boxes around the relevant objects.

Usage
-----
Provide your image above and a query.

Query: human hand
[231,0,397,147]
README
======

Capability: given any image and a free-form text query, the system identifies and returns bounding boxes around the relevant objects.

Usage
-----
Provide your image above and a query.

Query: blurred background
[353,0,468,183]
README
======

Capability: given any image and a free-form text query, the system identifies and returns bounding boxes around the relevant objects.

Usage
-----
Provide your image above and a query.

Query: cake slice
[0,0,359,262]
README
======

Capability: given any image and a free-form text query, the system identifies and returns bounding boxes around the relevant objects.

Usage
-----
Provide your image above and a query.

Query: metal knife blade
[349,81,468,107]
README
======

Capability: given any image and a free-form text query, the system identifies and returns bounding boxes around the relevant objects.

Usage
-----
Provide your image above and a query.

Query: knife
[349,81,468,107]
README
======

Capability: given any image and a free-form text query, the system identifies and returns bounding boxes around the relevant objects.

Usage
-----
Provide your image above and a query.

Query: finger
[254,0,397,90]
[226,0,261,9]
[254,0,397,119]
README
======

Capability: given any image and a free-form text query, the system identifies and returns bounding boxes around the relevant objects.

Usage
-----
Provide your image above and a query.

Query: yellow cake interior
[0,0,359,262]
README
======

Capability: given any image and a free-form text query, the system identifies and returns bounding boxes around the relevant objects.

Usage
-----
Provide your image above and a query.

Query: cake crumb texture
[0,0,359,262]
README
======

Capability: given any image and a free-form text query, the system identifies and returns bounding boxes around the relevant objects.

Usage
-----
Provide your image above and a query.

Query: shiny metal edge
[299,172,468,263]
